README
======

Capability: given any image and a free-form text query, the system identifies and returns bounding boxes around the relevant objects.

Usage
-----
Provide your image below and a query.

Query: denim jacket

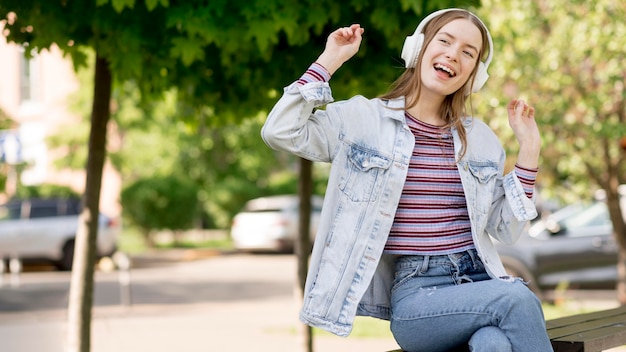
[261,81,537,337]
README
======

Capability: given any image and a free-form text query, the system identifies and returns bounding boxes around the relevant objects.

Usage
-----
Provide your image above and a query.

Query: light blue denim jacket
[261,81,538,337]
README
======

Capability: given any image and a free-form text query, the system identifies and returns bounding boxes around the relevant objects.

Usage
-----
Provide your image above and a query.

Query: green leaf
[145,0,158,11]
[111,0,135,13]
[170,36,205,66]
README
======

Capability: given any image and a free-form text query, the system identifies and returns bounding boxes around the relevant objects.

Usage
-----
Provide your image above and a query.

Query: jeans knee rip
[455,274,474,285]
[499,275,529,285]
[418,286,438,296]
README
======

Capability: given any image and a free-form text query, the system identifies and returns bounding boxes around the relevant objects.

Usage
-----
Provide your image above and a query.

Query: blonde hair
[379,9,490,160]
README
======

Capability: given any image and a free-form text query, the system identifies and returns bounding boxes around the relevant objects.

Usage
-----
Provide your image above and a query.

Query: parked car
[496,196,625,297]
[230,195,324,253]
[0,198,120,270]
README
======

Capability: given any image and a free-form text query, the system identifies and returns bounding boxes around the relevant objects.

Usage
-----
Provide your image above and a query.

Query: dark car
[496,198,624,297]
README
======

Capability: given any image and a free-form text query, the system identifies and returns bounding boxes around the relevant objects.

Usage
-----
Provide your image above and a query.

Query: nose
[445,46,460,62]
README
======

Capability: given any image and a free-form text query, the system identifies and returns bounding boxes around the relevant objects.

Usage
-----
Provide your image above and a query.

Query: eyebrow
[438,32,480,54]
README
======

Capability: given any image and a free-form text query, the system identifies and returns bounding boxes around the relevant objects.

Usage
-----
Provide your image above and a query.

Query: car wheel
[501,257,543,299]
[56,240,75,271]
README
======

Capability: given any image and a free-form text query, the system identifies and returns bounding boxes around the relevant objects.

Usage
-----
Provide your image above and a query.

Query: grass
[116,226,234,254]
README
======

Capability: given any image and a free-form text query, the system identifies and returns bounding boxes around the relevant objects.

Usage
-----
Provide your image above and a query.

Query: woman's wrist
[515,145,540,170]
[315,52,344,75]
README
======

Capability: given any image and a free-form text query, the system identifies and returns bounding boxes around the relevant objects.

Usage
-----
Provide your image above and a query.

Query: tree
[475,0,626,300]
[1,1,480,351]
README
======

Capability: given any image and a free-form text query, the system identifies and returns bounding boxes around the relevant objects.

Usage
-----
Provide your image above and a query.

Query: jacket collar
[381,97,407,122]
[381,96,475,130]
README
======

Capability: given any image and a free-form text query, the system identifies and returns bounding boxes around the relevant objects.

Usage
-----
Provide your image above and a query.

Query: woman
[262,8,552,352]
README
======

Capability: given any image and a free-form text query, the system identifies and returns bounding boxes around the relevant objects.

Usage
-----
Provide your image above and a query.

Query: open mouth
[434,63,456,77]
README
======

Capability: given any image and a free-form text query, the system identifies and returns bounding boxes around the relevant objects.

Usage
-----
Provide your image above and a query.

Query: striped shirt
[383,113,538,255]
[384,114,474,255]
[294,63,538,255]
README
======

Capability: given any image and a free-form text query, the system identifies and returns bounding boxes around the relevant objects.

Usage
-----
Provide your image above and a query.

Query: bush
[121,175,200,246]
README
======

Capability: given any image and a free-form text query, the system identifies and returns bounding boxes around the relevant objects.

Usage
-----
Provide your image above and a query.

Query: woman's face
[419,18,483,96]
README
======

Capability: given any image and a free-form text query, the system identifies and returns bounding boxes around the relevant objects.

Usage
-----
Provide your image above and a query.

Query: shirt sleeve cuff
[296,62,331,86]
[514,163,538,199]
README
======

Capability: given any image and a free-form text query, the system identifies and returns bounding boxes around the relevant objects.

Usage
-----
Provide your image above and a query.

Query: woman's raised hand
[507,99,540,169]
[316,24,365,75]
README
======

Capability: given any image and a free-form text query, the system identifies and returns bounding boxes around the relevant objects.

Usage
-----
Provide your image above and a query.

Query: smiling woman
[261,7,550,351]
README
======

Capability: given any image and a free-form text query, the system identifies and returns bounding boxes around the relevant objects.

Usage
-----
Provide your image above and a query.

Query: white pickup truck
[0,198,120,270]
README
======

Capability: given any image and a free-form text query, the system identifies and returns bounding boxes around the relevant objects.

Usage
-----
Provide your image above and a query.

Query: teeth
[434,63,455,77]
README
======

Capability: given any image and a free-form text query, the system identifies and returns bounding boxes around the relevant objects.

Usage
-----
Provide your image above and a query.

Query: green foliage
[12,184,80,199]
[474,0,626,202]
[1,0,480,119]
[120,175,199,234]
[0,107,14,130]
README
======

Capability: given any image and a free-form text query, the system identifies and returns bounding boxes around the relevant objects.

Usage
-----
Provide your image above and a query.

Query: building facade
[0,26,121,216]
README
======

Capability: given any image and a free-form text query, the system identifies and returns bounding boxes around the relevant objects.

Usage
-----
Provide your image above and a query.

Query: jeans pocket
[391,262,421,293]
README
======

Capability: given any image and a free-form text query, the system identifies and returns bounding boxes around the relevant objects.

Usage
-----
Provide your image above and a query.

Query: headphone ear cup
[401,33,424,68]
[471,61,489,93]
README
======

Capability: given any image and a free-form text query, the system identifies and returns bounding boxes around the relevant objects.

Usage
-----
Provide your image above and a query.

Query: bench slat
[546,306,626,328]
[548,305,626,352]
[548,312,626,338]
[551,325,626,352]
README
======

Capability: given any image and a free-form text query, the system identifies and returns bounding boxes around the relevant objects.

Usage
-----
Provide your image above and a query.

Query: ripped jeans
[390,249,553,352]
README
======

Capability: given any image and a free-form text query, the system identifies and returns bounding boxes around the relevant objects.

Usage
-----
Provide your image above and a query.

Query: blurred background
[0,0,625,351]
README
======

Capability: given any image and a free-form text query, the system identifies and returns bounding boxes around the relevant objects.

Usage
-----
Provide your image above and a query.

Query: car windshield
[560,202,611,232]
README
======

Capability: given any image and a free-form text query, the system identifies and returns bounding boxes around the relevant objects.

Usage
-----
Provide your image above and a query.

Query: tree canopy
[475,0,625,200]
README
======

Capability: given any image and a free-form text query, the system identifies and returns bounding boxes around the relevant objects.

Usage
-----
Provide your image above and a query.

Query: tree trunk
[617,249,626,304]
[66,54,112,352]
[296,158,313,352]
[607,188,626,304]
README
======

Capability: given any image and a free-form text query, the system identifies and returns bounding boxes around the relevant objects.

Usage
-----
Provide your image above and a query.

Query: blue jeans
[390,250,553,352]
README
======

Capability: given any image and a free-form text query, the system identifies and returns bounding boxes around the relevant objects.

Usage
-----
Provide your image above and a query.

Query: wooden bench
[387,305,626,352]
[548,305,626,351]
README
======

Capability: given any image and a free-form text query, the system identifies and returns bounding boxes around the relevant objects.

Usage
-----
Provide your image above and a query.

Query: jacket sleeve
[486,166,538,245]
[261,81,341,163]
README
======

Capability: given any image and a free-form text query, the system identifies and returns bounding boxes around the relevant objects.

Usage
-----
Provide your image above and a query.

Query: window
[29,202,59,218]
[18,46,40,104]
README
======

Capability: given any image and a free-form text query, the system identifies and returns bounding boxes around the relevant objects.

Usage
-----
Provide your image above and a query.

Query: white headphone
[401,8,493,94]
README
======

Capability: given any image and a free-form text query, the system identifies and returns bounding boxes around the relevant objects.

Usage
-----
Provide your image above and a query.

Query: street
[1,252,625,352]
[0,253,401,352]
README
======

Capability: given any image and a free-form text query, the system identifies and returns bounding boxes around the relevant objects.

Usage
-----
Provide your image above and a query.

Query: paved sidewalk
[0,301,400,352]
[0,254,401,352]
[1,252,625,352]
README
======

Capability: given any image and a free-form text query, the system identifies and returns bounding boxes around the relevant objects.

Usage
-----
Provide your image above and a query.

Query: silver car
[0,198,120,270]
[231,195,324,252]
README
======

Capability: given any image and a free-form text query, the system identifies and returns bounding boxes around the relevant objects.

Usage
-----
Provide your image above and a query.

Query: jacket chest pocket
[339,145,391,202]
[465,160,500,214]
